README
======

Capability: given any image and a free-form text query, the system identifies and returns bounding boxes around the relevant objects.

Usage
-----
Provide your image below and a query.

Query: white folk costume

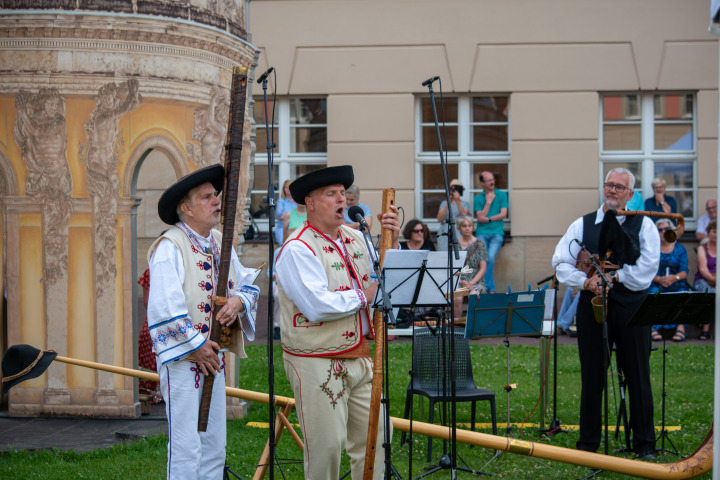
[276,222,390,479]
[148,222,258,480]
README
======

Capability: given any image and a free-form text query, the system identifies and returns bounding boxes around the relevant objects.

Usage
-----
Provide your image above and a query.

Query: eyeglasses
[603,182,628,193]
[412,228,425,233]
[658,227,670,232]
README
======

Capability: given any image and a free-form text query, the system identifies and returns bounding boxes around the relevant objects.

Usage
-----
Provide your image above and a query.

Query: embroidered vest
[148,225,245,358]
[277,224,373,357]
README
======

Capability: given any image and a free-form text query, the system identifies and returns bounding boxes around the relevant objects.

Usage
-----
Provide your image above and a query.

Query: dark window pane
[603,124,641,150]
[472,125,508,151]
[422,163,458,190]
[654,162,693,189]
[654,124,692,150]
[255,127,278,154]
[253,98,277,125]
[421,97,458,123]
[471,164,509,190]
[423,192,446,219]
[672,190,694,219]
[422,126,458,152]
[472,96,508,122]
[290,98,327,125]
[603,94,640,121]
[292,127,327,153]
[293,164,326,178]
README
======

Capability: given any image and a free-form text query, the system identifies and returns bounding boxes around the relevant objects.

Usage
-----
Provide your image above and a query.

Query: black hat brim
[2,345,57,395]
[158,164,225,225]
[289,166,354,205]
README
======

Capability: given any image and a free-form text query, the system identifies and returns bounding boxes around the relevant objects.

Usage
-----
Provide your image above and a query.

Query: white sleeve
[275,240,366,323]
[147,239,206,364]
[551,217,588,291]
[616,216,660,291]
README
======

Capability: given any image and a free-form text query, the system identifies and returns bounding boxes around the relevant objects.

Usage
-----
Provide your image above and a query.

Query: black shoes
[273,326,281,340]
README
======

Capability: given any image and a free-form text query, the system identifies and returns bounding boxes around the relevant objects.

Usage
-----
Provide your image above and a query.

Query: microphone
[421,76,439,87]
[256,67,274,84]
[348,205,369,231]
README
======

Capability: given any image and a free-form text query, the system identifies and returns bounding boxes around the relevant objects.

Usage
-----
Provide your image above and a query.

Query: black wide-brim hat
[158,164,225,225]
[2,344,57,395]
[289,165,354,205]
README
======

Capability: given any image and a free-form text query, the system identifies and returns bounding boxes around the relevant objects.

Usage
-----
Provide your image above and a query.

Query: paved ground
[0,295,711,454]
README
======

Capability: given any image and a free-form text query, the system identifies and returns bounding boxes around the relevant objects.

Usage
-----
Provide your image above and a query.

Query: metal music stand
[465,290,545,469]
[629,291,715,457]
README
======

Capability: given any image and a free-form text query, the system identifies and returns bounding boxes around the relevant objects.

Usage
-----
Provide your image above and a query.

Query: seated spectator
[696,199,717,244]
[343,185,372,230]
[644,177,677,214]
[400,219,436,251]
[693,220,717,340]
[649,219,690,342]
[454,214,487,318]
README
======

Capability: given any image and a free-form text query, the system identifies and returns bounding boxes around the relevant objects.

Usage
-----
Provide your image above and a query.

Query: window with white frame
[250,96,327,232]
[416,95,511,229]
[600,92,696,225]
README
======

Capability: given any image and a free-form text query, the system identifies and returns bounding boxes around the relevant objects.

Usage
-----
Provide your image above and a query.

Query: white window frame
[251,96,328,234]
[599,92,697,228]
[415,94,511,232]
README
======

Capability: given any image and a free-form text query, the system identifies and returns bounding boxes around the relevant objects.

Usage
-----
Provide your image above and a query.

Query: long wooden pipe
[617,210,685,242]
[363,188,395,480]
[51,355,711,479]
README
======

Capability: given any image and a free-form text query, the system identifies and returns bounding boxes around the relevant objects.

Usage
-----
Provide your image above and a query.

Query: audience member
[696,199,717,243]
[473,171,508,293]
[343,185,373,230]
[454,214,487,317]
[400,219,436,250]
[436,179,469,251]
[558,287,579,335]
[276,179,297,245]
[693,220,717,340]
[644,177,677,214]
[648,219,690,342]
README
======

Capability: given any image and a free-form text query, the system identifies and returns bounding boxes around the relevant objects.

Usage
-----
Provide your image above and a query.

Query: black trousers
[575,287,655,455]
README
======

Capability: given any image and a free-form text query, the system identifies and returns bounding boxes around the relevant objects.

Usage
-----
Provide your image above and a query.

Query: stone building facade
[0,1,258,417]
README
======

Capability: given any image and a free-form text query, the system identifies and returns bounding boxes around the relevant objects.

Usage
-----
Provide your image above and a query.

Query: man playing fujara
[275,165,400,479]
[552,167,660,459]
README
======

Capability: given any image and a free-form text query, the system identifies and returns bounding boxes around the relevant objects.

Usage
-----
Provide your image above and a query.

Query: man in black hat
[147,164,259,480]
[552,167,660,459]
[275,165,400,479]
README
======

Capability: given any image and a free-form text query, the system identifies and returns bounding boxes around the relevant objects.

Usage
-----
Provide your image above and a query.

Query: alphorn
[198,65,248,432]
[617,210,685,243]
[51,355,712,479]
[363,188,395,480]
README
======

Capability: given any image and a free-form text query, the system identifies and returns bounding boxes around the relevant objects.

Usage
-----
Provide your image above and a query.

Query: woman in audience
[693,220,717,340]
[275,180,296,244]
[648,218,690,342]
[400,219,436,251]
[454,214,487,318]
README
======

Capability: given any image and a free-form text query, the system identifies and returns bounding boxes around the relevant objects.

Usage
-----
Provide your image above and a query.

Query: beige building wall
[250,0,719,289]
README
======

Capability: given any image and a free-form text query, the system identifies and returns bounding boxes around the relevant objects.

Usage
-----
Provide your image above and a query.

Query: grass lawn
[0,340,714,479]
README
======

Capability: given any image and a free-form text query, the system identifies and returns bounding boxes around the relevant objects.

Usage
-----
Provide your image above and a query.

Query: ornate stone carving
[13,87,73,286]
[81,79,142,293]
[187,85,229,168]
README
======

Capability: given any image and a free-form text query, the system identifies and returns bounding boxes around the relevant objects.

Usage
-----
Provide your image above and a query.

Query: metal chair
[402,327,497,462]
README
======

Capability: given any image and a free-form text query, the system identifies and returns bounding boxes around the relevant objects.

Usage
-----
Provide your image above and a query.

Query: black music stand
[465,290,545,469]
[630,291,715,457]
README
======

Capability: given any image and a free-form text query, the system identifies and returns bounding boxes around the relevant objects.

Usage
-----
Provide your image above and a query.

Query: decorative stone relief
[13,88,73,286]
[187,85,229,168]
[81,79,142,294]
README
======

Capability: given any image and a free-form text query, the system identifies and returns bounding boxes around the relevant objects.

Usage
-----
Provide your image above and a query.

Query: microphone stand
[355,216,400,480]
[422,76,461,478]
[258,67,279,480]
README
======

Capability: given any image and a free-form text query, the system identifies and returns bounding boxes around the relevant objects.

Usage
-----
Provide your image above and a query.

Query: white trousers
[283,354,391,480]
[158,355,227,480]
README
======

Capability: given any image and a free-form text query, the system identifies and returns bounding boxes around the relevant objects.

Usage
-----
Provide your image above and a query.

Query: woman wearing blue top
[275,180,297,244]
[649,218,689,342]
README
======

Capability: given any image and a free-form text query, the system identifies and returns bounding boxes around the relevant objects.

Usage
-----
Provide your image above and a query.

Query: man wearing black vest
[552,168,660,459]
